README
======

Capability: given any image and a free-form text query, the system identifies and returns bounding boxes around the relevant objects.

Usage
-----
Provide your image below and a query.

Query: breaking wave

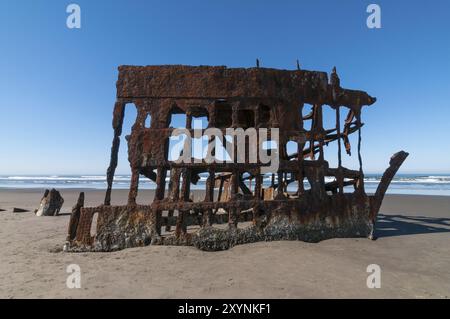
[1,174,450,195]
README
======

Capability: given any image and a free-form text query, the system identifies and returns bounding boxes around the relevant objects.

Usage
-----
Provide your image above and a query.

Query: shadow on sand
[57,212,71,216]
[376,214,450,238]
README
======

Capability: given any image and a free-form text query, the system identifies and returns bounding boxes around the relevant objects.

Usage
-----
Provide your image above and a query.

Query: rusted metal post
[128,168,140,205]
[166,168,181,232]
[229,170,239,229]
[176,168,191,236]
[104,101,125,205]
[203,168,215,226]
[335,106,344,194]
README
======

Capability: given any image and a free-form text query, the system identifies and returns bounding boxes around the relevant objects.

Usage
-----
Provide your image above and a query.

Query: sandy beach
[0,188,449,298]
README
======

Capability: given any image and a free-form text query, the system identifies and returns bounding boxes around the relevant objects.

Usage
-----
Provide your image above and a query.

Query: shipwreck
[65,64,408,252]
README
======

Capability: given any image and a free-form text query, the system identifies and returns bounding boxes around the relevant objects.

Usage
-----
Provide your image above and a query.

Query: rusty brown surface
[65,65,407,252]
[66,192,84,242]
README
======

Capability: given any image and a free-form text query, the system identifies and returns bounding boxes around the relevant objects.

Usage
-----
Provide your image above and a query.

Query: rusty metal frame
[65,65,408,252]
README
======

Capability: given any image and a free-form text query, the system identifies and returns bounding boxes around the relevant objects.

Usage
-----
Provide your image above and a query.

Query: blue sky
[0,0,449,175]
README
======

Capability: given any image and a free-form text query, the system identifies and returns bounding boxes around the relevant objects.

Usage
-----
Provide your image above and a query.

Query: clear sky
[1,0,449,175]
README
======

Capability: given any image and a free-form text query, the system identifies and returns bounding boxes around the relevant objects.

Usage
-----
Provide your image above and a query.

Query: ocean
[1,174,450,196]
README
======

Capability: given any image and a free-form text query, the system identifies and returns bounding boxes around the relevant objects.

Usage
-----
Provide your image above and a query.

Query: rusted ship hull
[66,195,370,252]
[64,65,408,252]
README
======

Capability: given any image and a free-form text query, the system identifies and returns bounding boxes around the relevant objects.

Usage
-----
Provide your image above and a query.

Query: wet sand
[0,188,449,298]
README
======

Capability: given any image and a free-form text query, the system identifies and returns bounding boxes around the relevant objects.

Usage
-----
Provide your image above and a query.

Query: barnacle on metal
[65,65,408,252]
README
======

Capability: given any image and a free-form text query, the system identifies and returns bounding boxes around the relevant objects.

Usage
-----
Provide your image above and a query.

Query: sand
[0,188,449,298]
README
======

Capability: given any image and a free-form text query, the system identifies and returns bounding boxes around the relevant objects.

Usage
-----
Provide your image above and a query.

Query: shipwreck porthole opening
[303,178,312,191]
[116,103,138,178]
[122,103,138,139]
[302,103,313,131]
[168,107,187,128]
[286,140,297,160]
[285,172,298,197]
[144,112,152,128]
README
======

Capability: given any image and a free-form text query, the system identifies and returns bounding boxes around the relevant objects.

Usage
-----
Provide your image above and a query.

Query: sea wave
[1,174,450,195]
[1,174,450,183]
